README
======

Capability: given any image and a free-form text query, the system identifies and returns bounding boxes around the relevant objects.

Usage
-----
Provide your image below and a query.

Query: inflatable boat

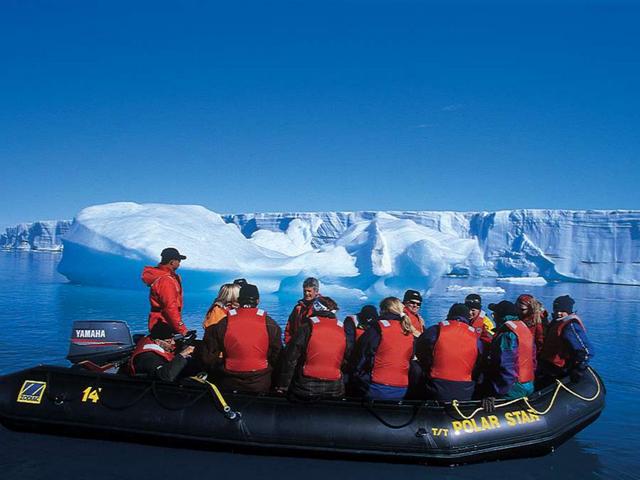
[0,321,605,465]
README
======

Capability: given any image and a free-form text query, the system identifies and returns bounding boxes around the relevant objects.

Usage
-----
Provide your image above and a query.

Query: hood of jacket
[141,265,174,287]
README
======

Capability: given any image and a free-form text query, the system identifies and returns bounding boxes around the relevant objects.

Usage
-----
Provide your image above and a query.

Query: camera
[174,330,197,351]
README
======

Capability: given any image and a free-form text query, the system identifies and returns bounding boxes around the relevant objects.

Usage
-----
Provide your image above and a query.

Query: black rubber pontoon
[0,364,605,465]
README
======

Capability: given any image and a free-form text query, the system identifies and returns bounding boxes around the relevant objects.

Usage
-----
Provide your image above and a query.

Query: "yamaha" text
[75,330,106,338]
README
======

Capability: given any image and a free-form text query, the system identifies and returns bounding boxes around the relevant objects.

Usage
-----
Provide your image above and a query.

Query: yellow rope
[558,367,602,402]
[451,367,601,420]
[452,397,522,421]
[189,376,231,412]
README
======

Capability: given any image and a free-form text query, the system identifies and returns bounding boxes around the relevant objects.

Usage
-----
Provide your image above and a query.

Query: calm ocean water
[1,252,639,479]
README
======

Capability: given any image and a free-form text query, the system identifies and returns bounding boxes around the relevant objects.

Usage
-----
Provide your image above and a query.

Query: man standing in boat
[284,277,321,344]
[141,247,188,336]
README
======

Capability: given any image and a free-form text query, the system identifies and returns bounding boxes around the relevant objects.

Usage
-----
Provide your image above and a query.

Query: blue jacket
[487,315,536,399]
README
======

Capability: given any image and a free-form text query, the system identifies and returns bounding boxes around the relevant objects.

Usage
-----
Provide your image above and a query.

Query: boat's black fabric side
[0,366,605,465]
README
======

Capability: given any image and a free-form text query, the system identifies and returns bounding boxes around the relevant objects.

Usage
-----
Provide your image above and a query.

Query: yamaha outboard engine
[67,321,136,372]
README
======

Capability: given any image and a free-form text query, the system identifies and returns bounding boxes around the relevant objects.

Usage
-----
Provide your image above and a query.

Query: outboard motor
[67,321,136,372]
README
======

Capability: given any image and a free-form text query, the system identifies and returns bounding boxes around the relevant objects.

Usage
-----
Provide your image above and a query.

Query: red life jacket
[502,320,535,383]
[302,316,347,381]
[371,319,414,387]
[403,307,424,334]
[540,314,586,368]
[520,313,546,353]
[224,308,269,372]
[430,320,479,382]
[471,313,493,344]
[128,336,174,376]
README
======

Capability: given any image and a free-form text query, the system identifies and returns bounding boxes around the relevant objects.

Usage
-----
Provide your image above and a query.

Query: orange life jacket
[203,304,229,329]
[128,336,174,376]
[302,316,347,381]
[224,308,269,372]
[430,320,479,382]
[503,320,535,383]
[540,314,586,369]
[371,319,414,387]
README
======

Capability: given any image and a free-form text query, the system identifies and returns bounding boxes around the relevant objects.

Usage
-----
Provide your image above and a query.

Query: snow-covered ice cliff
[56,203,640,294]
[1,221,71,251]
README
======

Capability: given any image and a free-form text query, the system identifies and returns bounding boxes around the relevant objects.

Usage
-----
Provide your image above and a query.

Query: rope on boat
[149,381,208,411]
[451,367,602,420]
[189,375,241,420]
[364,402,421,429]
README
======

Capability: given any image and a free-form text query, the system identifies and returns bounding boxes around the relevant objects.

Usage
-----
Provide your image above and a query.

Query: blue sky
[1,0,639,227]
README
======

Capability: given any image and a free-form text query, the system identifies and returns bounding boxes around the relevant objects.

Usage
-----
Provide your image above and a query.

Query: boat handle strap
[190,376,240,420]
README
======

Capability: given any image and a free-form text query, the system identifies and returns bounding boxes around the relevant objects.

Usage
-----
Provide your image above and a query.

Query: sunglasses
[407,301,421,307]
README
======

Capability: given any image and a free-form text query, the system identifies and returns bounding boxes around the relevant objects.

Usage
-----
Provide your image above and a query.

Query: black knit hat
[553,295,575,313]
[357,305,379,323]
[403,290,422,303]
[447,303,471,320]
[488,300,518,318]
[149,322,174,340]
[238,283,260,305]
[464,293,482,310]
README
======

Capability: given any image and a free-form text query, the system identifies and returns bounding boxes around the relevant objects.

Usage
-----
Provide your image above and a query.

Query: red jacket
[128,336,174,376]
[284,299,315,344]
[142,265,187,335]
[403,307,424,335]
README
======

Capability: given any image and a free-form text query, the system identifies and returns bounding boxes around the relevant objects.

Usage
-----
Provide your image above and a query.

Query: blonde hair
[379,297,418,336]
[206,283,240,316]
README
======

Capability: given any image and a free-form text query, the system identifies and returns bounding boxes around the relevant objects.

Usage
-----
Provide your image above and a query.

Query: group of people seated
[129,247,594,403]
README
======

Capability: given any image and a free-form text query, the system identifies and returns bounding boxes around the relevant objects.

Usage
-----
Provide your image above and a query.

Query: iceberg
[57,203,357,293]
[1,221,71,251]
[445,285,506,294]
[56,203,640,295]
